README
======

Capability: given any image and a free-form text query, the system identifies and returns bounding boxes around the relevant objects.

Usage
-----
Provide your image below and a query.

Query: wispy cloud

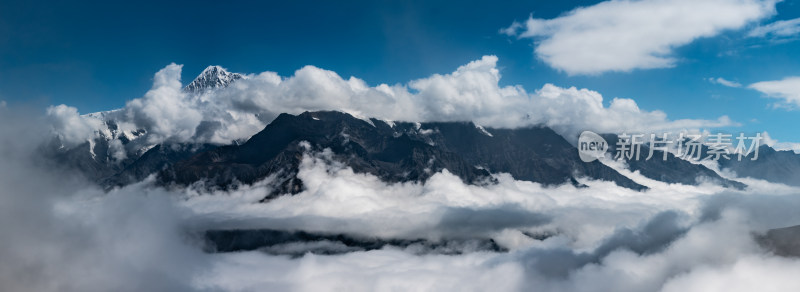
[708,77,743,88]
[748,17,800,38]
[762,131,800,153]
[749,76,800,108]
[503,0,778,75]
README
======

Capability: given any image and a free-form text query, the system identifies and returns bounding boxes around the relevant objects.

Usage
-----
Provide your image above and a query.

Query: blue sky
[2,0,800,142]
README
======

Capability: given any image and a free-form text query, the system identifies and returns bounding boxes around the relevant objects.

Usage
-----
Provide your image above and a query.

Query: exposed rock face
[160,111,648,200]
[719,145,800,187]
[602,134,746,189]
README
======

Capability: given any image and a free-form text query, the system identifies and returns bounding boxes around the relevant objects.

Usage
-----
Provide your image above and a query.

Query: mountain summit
[183,65,244,93]
[51,110,761,200]
[159,111,648,199]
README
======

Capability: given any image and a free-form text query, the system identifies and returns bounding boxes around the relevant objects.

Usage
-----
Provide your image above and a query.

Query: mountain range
[45,66,800,200]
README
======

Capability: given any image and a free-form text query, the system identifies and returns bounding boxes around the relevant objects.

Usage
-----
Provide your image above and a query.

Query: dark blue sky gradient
[2,0,800,141]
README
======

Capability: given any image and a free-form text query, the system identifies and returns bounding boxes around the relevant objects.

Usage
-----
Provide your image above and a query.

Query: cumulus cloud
[761,131,800,153]
[45,104,104,146]
[748,17,800,38]
[125,63,203,144]
[503,0,777,75]
[82,56,740,148]
[748,76,800,108]
[42,55,738,151]
[532,84,736,140]
[707,77,742,88]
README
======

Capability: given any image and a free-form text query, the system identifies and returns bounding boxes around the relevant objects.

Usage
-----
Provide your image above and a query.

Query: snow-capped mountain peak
[183,65,244,93]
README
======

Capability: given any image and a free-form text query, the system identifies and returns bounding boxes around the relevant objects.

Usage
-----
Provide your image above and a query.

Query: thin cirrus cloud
[748,76,800,108]
[502,0,778,75]
[707,77,743,88]
[748,17,800,38]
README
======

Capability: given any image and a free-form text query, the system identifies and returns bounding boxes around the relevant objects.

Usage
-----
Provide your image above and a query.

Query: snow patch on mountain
[183,65,245,93]
[475,124,493,137]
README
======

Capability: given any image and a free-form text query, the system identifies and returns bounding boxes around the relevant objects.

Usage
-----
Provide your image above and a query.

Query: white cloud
[40,56,738,166]
[108,139,127,162]
[9,107,800,291]
[662,255,800,292]
[532,84,736,140]
[503,0,777,75]
[708,77,742,88]
[761,131,800,153]
[42,56,737,149]
[175,148,800,291]
[0,110,207,292]
[748,76,800,108]
[748,17,800,38]
[45,104,104,146]
[129,56,736,145]
[125,63,203,144]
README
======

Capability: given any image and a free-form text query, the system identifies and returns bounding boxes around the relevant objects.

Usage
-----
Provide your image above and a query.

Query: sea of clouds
[3,56,800,291]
